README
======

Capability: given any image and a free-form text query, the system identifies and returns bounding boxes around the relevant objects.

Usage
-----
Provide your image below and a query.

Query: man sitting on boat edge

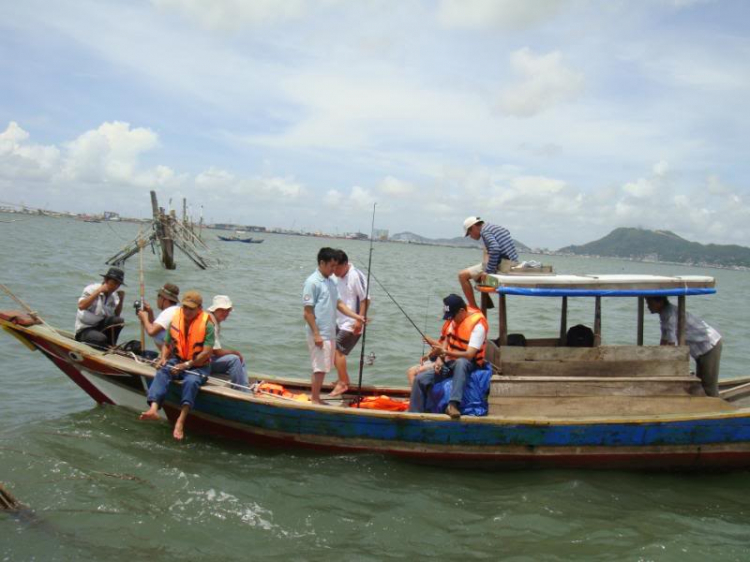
[409,294,488,419]
[139,290,215,440]
[75,267,126,348]
[646,296,722,397]
[207,295,249,392]
[136,283,180,351]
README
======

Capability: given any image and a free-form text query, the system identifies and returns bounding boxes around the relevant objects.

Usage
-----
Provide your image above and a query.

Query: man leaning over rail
[140,290,215,440]
[646,296,722,397]
[409,294,488,419]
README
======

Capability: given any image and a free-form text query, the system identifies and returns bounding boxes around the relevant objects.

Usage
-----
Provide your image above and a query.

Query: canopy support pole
[677,295,687,346]
[594,296,602,347]
[498,294,508,346]
[637,296,644,346]
[559,296,568,345]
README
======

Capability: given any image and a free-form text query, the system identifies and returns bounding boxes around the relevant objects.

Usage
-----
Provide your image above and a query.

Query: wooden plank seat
[488,344,701,398]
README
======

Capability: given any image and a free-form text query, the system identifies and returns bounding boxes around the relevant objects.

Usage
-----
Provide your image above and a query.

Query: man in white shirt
[207,295,249,392]
[330,250,370,397]
[646,296,722,397]
[75,267,126,348]
[136,283,180,350]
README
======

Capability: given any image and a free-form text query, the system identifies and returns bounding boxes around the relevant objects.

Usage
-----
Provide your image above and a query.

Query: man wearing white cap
[458,217,519,309]
[207,295,249,391]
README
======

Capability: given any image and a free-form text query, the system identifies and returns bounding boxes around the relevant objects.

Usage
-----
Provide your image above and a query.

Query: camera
[133,300,142,314]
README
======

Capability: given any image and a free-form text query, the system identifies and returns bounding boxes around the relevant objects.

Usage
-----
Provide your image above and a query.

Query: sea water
[1,214,750,561]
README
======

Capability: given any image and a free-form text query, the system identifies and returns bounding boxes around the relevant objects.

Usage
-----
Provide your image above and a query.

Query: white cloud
[436,0,567,30]
[0,122,61,180]
[151,0,309,30]
[498,48,584,117]
[377,176,416,197]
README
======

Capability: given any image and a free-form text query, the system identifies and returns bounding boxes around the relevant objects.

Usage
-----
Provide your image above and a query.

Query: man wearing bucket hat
[458,217,518,309]
[136,283,180,350]
[206,295,249,392]
[75,266,126,348]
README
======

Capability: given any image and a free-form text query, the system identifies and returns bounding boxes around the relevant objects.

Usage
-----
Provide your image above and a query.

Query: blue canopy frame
[494,287,716,297]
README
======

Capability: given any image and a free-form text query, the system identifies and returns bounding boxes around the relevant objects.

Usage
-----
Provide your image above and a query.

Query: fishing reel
[133,300,143,314]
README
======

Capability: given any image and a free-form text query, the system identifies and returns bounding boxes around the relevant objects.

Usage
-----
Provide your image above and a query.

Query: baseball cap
[181,290,203,309]
[463,216,482,236]
[442,294,467,320]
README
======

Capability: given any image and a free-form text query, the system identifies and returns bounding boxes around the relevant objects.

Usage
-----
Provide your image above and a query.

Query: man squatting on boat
[303,247,367,405]
[136,283,180,351]
[646,296,722,397]
[140,290,214,440]
[409,294,488,419]
[75,267,126,348]
[330,249,370,397]
[206,295,249,392]
[458,216,518,310]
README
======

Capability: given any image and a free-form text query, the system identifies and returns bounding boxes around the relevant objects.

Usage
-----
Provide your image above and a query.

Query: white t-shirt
[152,305,179,347]
[75,283,121,333]
[446,321,486,352]
[334,264,369,332]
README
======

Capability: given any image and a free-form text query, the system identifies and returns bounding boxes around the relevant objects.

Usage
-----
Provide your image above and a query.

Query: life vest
[445,306,488,366]
[352,395,409,411]
[256,382,311,402]
[169,308,211,362]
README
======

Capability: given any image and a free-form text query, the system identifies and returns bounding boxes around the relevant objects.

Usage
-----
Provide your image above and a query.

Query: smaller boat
[218,235,264,244]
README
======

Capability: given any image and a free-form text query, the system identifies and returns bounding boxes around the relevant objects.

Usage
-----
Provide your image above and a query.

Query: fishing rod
[355,203,376,408]
[138,229,146,352]
[353,263,428,341]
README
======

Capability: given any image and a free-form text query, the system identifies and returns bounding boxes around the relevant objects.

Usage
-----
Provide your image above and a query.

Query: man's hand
[353,319,363,335]
[137,310,149,323]
[314,334,324,348]
[170,361,191,375]
[142,301,152,314]
[155,357,167,369]
[476,272,487,284]
[432,356,445,374]
[117,290,125,299]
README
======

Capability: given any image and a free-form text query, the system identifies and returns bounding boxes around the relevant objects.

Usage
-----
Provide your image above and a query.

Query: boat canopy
[484,274,716,298]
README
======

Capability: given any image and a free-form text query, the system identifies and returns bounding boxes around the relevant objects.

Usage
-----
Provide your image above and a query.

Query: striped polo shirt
[480,223,519,274]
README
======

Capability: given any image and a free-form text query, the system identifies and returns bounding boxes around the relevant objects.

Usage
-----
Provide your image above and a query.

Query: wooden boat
[217,235,263,243]
[3,272,750,470]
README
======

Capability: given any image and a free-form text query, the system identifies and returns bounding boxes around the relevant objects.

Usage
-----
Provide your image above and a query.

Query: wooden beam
[677,295,686,346]
[559,296,568,345]
[594,296,602,347]
[637,296,644,346]
[498,294,508,346]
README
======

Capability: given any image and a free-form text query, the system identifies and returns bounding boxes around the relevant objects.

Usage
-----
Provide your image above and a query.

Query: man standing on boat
[75,267,126,348]
[459,217,518,309]
[139,290,214,440]
[409,294,488,419]
[330,250,370,397]
[646,296,722,397]
[136,283,180,351]
[303,247,368,405]
[207,295,249,392]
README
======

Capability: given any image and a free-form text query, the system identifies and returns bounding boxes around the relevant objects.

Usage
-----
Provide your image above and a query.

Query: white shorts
[307,335,334,374]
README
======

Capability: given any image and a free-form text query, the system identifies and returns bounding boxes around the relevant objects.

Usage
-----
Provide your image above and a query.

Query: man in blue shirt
[459,216,519,309]
[303,247,367,404]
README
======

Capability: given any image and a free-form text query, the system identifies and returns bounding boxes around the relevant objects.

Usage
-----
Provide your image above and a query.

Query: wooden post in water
[637,296,645,346]
[594,296,602,347]
[559,296,568,345]
[0,482,20,511]
[677,295,687,346]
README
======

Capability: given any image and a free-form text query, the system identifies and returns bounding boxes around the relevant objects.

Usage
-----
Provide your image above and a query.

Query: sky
[1,0,749,248]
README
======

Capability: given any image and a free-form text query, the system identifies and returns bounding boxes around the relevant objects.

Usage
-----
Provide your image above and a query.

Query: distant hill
[558,228,750,268]
[391,231,531,253]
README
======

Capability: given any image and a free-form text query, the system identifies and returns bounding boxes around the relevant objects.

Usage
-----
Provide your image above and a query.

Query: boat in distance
[3,272,750,471]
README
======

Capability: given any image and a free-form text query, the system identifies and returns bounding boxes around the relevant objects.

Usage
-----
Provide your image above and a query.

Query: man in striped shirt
[459,217,519,309]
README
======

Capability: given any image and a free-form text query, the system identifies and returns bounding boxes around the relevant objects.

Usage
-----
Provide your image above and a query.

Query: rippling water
[2,214,750,561]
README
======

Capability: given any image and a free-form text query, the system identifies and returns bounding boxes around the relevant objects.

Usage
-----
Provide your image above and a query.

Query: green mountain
[557,228,750,268]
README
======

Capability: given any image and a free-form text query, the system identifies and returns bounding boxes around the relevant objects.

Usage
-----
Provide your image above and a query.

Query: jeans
[75,316,124,348]
[210,354,249,392]
[147,358,209,409]
[409,358,474,413]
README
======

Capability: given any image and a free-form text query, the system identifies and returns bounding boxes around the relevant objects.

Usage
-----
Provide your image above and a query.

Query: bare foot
[311,399,329,406]
[173,424,185,440]
[328,383,348,397]
[139,410,160,421]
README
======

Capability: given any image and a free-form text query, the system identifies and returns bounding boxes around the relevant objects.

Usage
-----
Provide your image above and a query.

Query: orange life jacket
[169,308,211,362]
[445,306,488,366]
[256,382,311,402]
[352,395,409,411]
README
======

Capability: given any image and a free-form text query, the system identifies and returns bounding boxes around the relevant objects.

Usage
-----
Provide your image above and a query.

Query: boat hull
[6,317,750,470]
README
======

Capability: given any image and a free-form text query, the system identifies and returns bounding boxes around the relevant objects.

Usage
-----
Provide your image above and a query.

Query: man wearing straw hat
[136,283,180,351]
[75,267,126,348]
